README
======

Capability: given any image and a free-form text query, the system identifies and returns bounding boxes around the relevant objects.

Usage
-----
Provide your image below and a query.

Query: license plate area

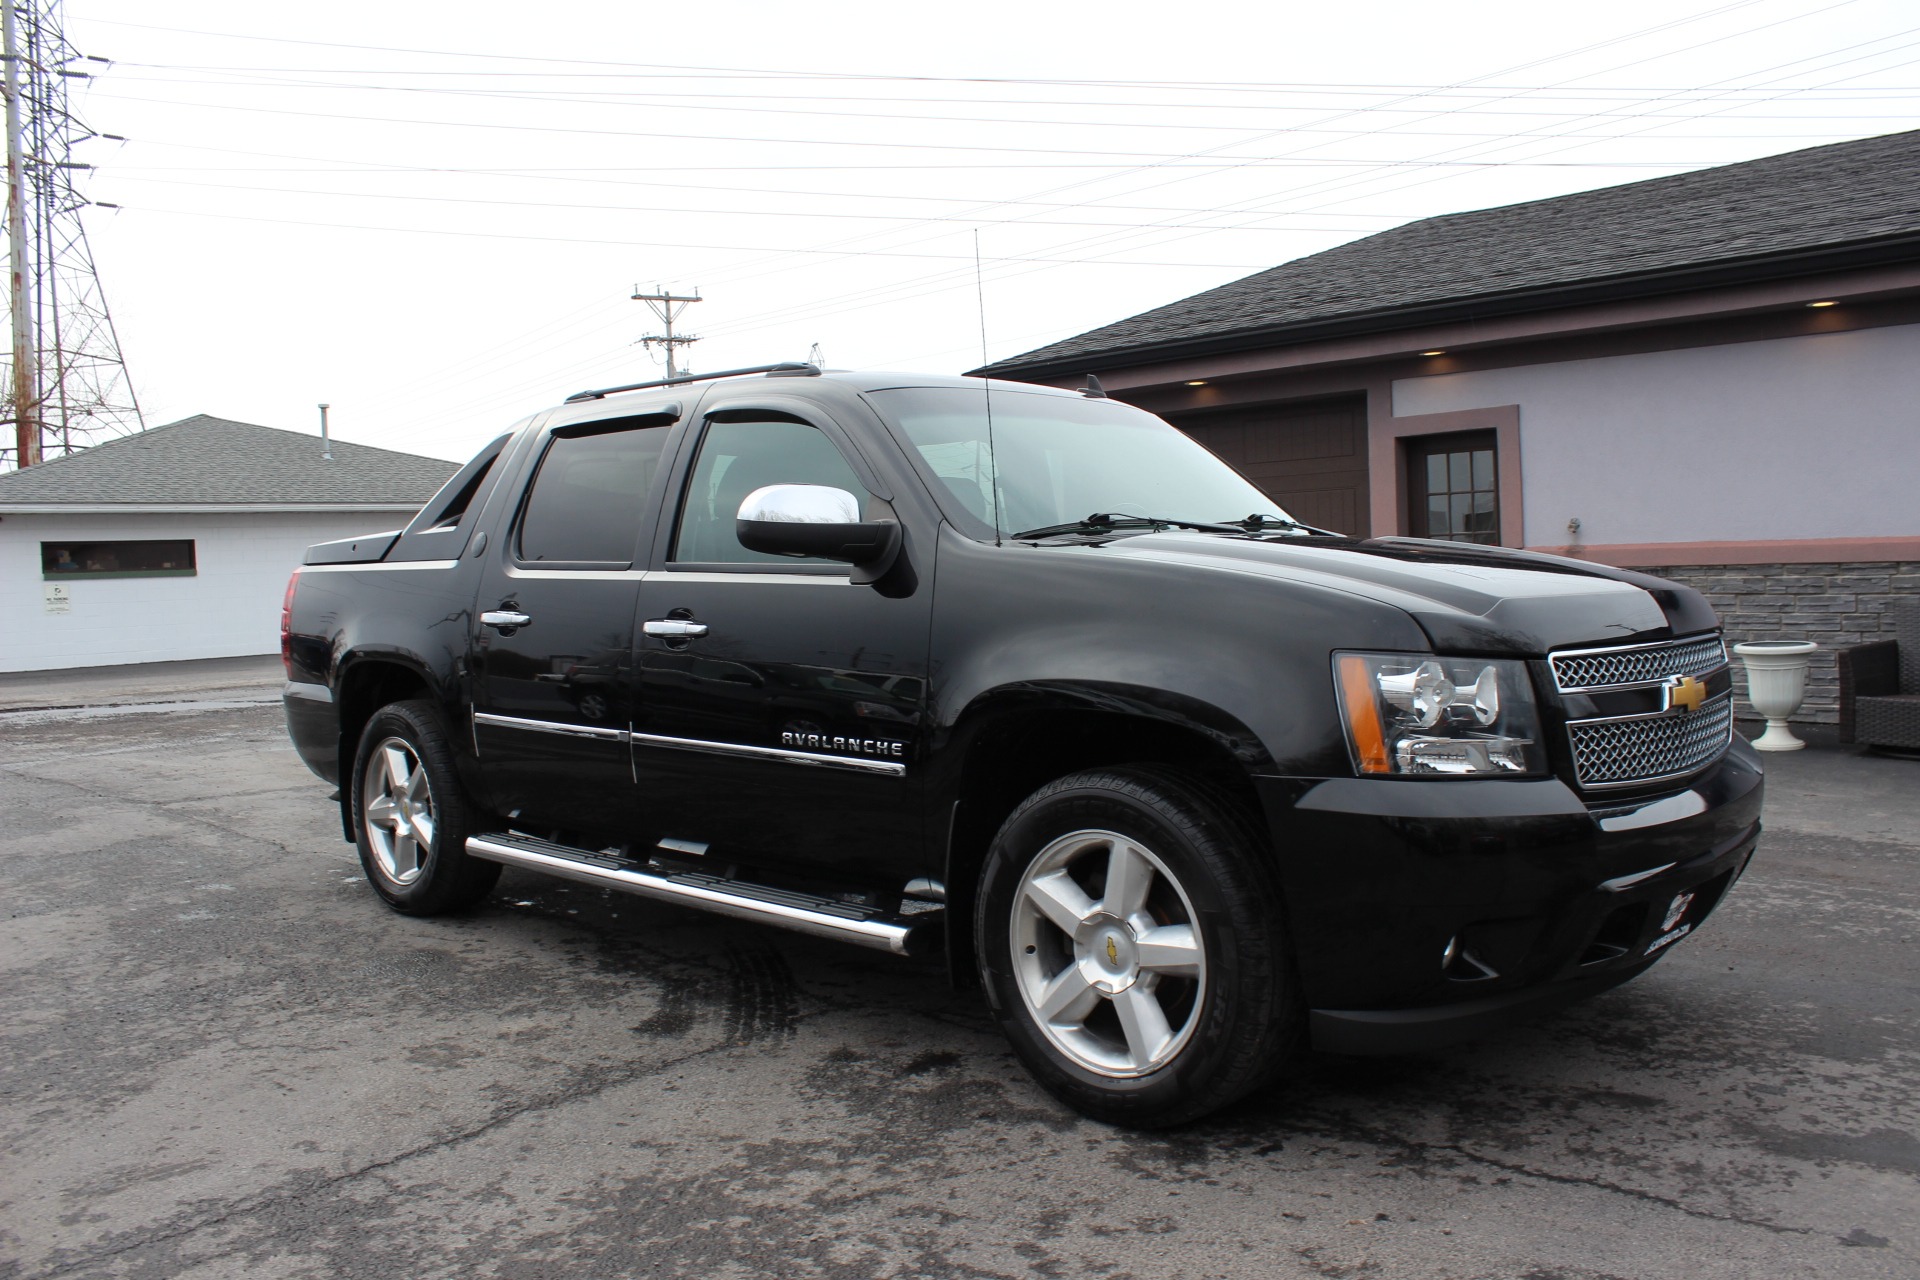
[1641,866,1737,956]
[1575,859,1744,971]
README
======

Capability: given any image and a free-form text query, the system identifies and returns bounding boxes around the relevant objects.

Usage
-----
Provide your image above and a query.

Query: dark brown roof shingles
[981,128,1920,374]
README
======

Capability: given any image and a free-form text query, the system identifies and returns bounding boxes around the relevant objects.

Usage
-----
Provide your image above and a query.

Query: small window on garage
[1407,432,1499,544]
[41,539,197,579]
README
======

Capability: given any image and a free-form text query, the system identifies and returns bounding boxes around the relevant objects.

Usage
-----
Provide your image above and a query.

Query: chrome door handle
[481,610,532,629]
[643,619,709,639]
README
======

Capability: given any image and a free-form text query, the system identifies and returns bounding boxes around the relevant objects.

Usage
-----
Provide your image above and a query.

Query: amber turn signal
[1337,654,1392,774]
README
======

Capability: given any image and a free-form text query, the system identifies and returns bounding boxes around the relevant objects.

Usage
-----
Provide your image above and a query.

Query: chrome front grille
[1551,632,1733,788]
[1551,634,1728,691]
[1567,694,1735,788]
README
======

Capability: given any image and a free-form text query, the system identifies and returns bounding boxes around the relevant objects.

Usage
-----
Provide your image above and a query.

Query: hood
[1094,533,1715,655]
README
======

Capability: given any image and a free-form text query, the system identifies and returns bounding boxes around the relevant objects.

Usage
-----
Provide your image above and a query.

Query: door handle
[643,619,709,639]
[481,610,532,630]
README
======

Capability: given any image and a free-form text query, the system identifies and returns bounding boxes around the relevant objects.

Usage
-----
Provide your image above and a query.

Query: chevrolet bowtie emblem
[1105,936,1119,965]
[1666,674,1707,713]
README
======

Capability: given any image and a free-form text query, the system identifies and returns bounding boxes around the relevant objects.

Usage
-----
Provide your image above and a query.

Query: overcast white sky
[49,0,1920,460]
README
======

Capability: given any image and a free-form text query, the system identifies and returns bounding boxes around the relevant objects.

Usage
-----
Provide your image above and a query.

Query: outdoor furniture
[1838,603,1920,751]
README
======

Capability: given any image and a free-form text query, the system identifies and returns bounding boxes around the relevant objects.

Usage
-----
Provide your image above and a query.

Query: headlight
[1333,652,1545,777]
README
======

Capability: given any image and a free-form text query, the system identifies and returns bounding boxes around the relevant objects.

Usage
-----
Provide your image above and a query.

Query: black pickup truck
[283,362,1763,1127]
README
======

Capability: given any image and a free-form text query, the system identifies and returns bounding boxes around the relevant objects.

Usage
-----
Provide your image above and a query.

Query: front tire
[351,700,501,915]
[976,767,1301,1127]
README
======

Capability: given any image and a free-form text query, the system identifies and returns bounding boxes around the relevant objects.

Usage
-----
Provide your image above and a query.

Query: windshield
[869,386,1292,541]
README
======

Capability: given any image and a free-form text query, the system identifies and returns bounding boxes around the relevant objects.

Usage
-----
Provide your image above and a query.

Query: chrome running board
[465,832,934,957]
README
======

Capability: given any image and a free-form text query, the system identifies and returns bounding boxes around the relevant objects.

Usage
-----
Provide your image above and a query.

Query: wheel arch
[937,683,1276,988]
[333,653,444,842]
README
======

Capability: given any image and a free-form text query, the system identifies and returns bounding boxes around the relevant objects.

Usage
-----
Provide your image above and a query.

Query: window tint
[673,418,864,564]
[419,434,508,531]
[517,426,670,563]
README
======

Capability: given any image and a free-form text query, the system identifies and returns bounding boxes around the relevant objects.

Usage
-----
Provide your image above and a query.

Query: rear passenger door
[630,405,932,886]
[469,412,674,837]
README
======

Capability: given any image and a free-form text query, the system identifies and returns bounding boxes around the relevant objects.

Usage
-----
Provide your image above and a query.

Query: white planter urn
[1733,640,1819,752]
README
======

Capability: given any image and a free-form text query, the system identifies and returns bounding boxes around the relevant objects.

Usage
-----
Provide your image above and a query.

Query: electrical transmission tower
[632,285,700,380]
[2,0,142,470]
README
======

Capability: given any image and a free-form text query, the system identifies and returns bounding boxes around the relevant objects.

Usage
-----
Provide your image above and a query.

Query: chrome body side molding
[469,713,907,775]
[470,711,625,742]
[629,730,907,776]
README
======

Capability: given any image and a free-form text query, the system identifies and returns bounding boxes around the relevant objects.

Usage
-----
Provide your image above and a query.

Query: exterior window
[516,425,670,564]
[1409,432,1499,544]
[41,539,196,579]
[419,435,507,531]
[673,418,865,565]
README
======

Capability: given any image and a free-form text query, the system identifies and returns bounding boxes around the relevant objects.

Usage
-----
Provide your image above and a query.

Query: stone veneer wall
[1639,561,1920,725]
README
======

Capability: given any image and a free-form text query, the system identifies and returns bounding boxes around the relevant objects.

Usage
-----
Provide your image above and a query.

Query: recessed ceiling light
[1807,300,1839,308]
[1185,380,1208,386]
[1420,349,1446,356]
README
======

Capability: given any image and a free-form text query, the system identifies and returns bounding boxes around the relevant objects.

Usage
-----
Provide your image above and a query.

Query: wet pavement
[1,675,1915,1279]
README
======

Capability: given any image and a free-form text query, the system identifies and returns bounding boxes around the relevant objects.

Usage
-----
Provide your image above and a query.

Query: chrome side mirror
[735,484,902,583]
[737,483,861,527]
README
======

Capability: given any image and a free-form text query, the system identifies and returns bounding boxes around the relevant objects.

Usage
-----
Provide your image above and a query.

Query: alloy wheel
[1010,828,1207,1078]
[361,736,436,887]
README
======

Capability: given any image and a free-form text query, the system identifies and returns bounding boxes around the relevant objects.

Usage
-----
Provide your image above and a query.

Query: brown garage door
[1167,396,1370,537]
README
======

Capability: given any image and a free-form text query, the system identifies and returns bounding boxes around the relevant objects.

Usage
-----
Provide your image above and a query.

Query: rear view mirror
[736,484,902,583]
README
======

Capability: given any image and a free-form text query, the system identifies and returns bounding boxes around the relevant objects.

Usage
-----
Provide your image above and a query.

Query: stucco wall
[1391,322,1920,548]
[0,510,405,673]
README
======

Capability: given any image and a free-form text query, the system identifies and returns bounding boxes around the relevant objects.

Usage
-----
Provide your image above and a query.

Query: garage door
[1168,396,1370,537]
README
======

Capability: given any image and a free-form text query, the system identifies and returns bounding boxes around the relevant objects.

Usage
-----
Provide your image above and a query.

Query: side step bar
[465,832,936,957]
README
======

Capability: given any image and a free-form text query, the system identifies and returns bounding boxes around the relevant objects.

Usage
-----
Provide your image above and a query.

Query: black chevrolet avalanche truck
[283,363,1763,1127]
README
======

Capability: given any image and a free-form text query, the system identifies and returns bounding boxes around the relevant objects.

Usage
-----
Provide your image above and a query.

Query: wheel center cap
[1077,913,1139,993]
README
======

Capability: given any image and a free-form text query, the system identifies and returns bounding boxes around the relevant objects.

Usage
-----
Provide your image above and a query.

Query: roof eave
[972,230,1920,382]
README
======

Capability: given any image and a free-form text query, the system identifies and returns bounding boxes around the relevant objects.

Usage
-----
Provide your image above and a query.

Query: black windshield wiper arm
[1227,512,1341,536]
[1011,513,1246,540]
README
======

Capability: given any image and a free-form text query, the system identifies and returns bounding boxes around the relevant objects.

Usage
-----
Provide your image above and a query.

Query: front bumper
[1257,738,1764,1055]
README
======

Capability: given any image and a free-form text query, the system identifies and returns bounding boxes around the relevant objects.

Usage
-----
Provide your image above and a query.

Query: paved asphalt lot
[2,660,1916,1279]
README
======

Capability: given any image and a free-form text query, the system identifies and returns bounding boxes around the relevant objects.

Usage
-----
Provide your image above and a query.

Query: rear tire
[351,699,501,915]
[976,767,1301,1128]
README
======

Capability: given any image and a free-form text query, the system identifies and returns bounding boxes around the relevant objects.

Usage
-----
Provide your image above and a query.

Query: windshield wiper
[1226,512,1340,536]
[1011,512,1247,540]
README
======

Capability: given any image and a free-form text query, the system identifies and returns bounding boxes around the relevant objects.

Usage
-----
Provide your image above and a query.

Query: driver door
[630,408,931,887]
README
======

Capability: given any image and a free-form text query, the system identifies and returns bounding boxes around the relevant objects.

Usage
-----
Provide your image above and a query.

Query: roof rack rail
[565,362,820,404]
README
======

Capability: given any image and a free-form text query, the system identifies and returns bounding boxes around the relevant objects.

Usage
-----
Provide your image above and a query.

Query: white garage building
[0,415,457,673]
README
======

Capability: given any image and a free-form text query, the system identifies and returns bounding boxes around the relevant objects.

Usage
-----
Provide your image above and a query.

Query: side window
[517,425,670,564]
[673,418,866,565]
[424,456,495,530]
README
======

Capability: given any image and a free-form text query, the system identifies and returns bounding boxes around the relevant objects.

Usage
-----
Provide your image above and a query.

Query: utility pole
[632,285,700,380]
[4,0,38,468]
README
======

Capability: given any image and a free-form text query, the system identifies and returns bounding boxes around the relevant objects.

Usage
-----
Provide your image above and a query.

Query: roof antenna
[1081,375,1109,399]
[975,229,1002,546]
[317,403,332,460]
